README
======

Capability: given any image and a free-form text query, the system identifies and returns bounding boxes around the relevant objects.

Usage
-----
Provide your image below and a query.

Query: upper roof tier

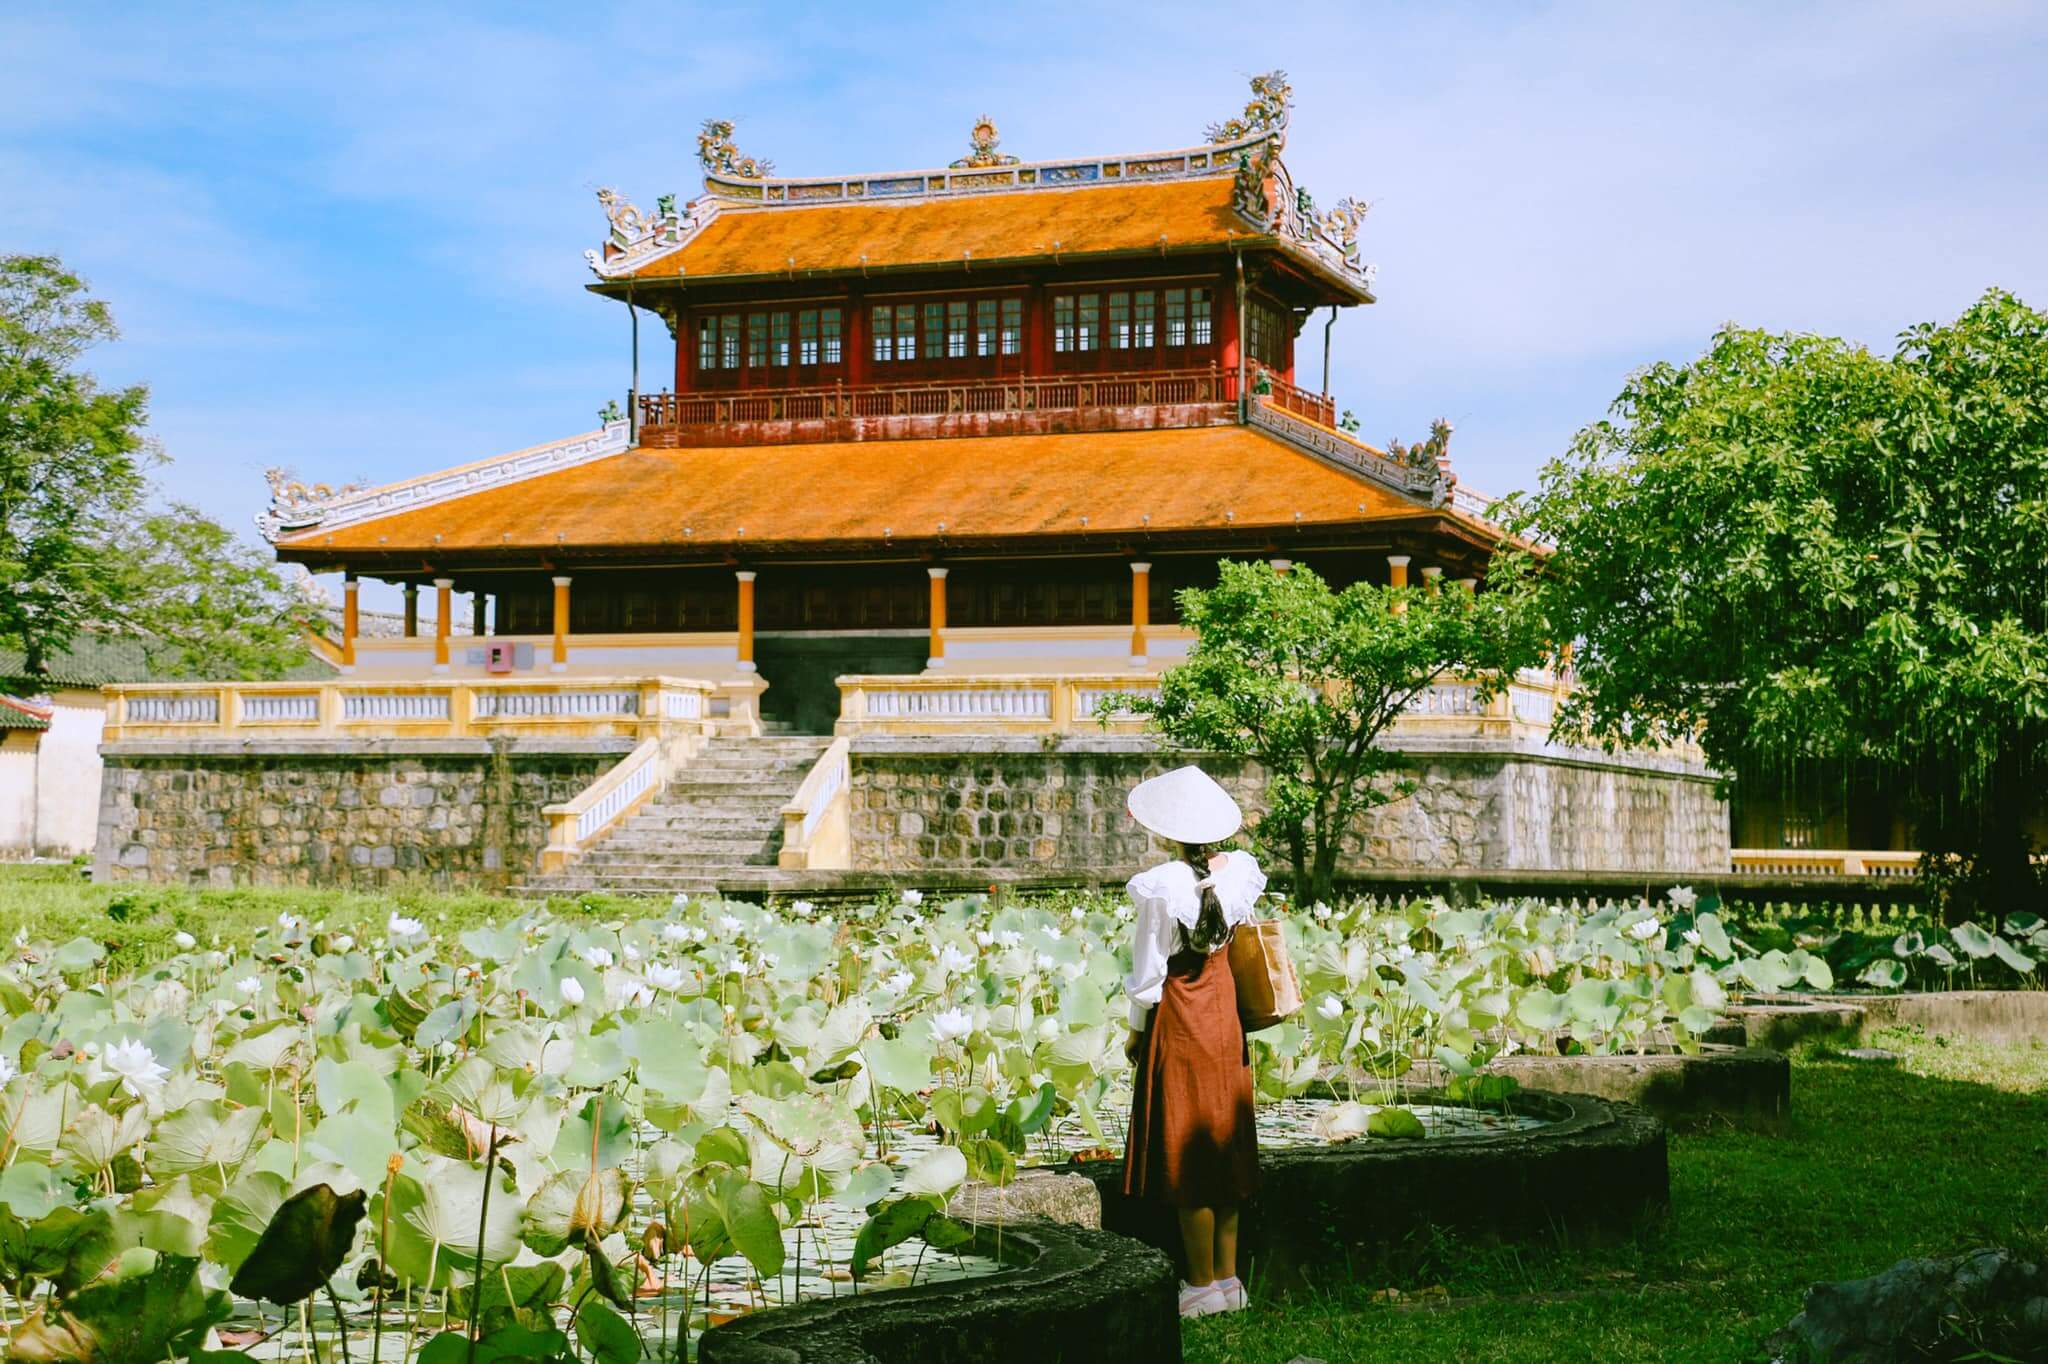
[583,73,1377,304]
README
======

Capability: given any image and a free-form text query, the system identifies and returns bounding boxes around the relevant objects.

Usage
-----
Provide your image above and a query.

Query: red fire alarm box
[486,642,516,674]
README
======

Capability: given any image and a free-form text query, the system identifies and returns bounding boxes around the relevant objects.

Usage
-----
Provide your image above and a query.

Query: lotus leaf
[383,1156,523,1290]
[6,1251,228,1364]
[229,1182,367,1305]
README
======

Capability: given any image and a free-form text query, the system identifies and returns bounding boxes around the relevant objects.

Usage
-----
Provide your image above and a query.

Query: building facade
[95,77,1730,891]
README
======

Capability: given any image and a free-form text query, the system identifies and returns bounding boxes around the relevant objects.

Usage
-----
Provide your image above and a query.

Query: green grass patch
[1187,1026,2048,1362]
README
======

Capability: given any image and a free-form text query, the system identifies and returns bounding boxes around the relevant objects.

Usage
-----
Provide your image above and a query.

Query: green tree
[0,254,149,677]
[108,509,315,679]
[1504,288,2048,911]
[1111,559,1546,903]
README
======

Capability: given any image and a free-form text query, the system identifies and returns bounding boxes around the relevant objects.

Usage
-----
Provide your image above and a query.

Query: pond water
[211,1095,1551,1359]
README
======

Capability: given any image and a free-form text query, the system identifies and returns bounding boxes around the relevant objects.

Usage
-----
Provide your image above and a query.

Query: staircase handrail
[779,736,852,871]
[540,715,713,873]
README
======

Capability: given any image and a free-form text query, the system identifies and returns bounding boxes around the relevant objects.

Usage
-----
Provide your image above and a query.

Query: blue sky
[7,2,2046,604]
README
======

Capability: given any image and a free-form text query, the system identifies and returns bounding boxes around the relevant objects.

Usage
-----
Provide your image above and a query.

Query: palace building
[95,76,1732,893]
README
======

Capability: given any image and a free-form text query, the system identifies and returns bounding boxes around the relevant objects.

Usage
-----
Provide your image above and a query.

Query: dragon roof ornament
[587,74,1375,296]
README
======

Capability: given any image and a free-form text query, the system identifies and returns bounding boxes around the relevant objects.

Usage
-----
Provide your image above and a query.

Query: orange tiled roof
[275,426,1440,560]
[623,177,1257,283]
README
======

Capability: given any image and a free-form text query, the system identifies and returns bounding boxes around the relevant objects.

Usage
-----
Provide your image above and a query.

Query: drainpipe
[627,283,641,443]
[1322,305,1336,400]
[1234,251,1247,423]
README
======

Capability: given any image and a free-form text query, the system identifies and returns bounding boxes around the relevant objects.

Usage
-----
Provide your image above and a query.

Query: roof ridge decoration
[1248,400,1456,509]
[585,74,1377,296]
[259,421,632,542]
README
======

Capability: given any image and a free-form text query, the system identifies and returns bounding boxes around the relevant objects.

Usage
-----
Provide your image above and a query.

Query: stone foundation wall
[846,737,1727,877]
[93,740,622,889]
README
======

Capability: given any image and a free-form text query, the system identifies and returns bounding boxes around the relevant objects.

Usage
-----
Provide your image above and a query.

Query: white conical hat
[1126,765,1242,845]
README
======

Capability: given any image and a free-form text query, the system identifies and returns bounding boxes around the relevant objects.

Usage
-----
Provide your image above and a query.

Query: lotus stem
[327,1282,353,1364]
[464,1122,501,1364]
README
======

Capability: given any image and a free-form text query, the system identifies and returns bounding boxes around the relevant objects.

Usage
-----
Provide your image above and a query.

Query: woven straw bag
[1228,919,1303,1032]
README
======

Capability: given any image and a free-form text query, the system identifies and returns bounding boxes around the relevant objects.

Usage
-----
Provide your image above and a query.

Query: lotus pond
[0,884,1780,1360]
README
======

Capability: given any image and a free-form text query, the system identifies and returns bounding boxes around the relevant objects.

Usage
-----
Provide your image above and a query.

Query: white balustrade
[1074,686,1157,719]
[1408,684,1482,717]
[342,692,451,721]
[126,693,220,725]
[866,687,1052,720]
[241,693,320,722]
[474,689,639,719]
[577,748,658,842]
[664,689,704,719]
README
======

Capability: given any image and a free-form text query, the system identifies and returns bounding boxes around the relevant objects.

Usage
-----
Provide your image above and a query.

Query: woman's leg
[1213,1205,1240,1281]
[1176,1207,1217,1285]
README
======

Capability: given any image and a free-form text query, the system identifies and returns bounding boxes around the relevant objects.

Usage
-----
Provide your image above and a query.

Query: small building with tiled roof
[260,74,1509,733]
[1,639,164,858]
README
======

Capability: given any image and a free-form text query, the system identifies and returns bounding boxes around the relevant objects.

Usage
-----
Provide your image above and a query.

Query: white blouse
[1123,849,1268,1030]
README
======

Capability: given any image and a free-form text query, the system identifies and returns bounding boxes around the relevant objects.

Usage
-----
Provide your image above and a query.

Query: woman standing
[1120,765,1265,1318]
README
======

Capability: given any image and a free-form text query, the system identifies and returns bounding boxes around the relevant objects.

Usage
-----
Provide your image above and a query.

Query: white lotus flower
[1059,960,1085,982]
[331,934,354,952]
[387,913,425,942]
[1039,925,1063,942]
[997,930,1022,948]
[625,982,655,1009]
[791,900,815,917]
[901,889,924,907]
[173,931,196,950]
[1668,886,1698,910]
[758,951,779,970]
[583,946,615,969]
[1037,1017,1061,1042]
[1394,944,1416,961]
[647,964,685,991]
[1115,905,1134,922]
[1362,1025,1382,1046]
[1035,953,1056,972]
[278,912,302,934]
[1313,902,1333,921]
[717,914,742,936]
[104,1037,169,1100]
[884,970,914,995]
[624,945,641,962]
[1070,907,1085,921]
[1316,995,1344,1021]
[670,893,691,910]
[663,923,690,943]
[235,976,261,996]
[975,931,994,948]
[937,944,974,974]
[559,978,586,1006]
[930,1008,974,1043]
[0,1055,17,1086]
[1682,929,1703,948]
[1629,917,1662,942]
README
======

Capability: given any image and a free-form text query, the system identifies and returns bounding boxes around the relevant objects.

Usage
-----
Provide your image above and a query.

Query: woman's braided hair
[1180,842,1233,953]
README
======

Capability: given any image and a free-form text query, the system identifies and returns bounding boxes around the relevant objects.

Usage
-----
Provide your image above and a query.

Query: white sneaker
[1213,1276,1248,1311]
[1178,1281,1227,1318]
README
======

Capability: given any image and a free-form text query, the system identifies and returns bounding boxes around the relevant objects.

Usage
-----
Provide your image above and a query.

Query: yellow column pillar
[1387,554,1411,614]
[1456,576,1478,598]
[432,577,452,673]
[1129,561,1150,666]
[735,571,756,673]
[1421,565,1443,595]
[550,576,572,673]
[341,573,360,673]
[927,567,948,669]
[402,582,418,639]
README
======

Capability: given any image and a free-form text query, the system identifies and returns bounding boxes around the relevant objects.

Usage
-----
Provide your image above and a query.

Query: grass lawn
[1187,1030,2048,1363]
[4,867,2043,1363]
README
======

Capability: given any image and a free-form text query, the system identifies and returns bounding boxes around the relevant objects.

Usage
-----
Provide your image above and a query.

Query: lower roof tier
[272,423,1503,574]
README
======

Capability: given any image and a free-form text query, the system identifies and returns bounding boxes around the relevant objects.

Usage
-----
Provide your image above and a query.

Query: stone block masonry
[94,739,623,890]
[845,735,1728,877]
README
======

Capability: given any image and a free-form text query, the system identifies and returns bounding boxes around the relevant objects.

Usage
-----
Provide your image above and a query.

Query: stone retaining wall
[93,740,622,890]
[846,736,1728,876]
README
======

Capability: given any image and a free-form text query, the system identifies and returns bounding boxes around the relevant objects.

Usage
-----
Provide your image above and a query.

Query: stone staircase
[517,734,831,897]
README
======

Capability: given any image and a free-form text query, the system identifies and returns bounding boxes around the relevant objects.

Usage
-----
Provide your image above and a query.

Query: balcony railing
[1249,364,1337,427]
[636,367,1236,444]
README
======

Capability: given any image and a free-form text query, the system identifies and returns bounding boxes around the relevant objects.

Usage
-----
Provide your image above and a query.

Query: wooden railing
[1249,364,1336,427]
[103,676,721,744]
[638,366,1233,431]
[1729,850,1925,878]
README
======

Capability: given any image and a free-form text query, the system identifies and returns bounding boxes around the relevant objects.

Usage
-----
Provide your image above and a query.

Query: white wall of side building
[0,687,107,858]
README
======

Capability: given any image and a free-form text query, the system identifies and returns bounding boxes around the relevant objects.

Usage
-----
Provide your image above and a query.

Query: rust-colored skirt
[1123,946,1260,1207]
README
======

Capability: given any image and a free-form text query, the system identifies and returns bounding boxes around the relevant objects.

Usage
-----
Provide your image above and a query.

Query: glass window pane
[1108,291,1130,350]
[1077,293,1098,352]
[721,314,741,369]
[747,313,768,368]
[922,302,945,361]
[871,305,893,362]
[948,301,968,358]
[1001,298,1022,355]
[975,299,997,357]
[823,308,842,363]
[697,316,718,370]
[1134,291,1155,350]
[896,304,917,360]
[798,309,819,365]
[1191,289,1212,346]
[770,312,791,366]
[1165,289,1186,347]
[1054,295,1074,353]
